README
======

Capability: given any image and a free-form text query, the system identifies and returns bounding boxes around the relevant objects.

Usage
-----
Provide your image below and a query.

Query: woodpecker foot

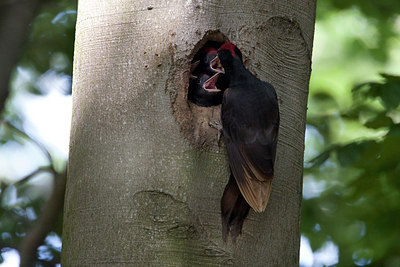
[209,121,223,143]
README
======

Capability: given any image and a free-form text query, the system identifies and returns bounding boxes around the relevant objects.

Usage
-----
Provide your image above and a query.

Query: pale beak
[210,56,225,74]
[203,73,221,93]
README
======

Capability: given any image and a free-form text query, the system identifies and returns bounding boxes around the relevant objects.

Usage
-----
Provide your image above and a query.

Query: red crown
[218,43,236,57]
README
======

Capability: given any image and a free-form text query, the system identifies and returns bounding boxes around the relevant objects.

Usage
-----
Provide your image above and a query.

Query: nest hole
[171,31,230,149]
[187,40,229,107]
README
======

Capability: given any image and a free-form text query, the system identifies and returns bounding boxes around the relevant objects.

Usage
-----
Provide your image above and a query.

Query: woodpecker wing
[222,81,279,212]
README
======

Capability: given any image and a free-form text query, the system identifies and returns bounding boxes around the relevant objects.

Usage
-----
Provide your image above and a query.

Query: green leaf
[337,141,379,167]
[387,123,400,136]
[353,74,400,110]
[380,73,400,82]
[364,113,393,129]
[378,135,400,169]
[352,81,381,99]
[379,81,400,110]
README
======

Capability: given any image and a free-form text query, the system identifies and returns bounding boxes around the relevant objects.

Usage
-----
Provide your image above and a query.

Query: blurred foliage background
[302,0,400,266]
[0,0,76,265]
[0,0,399,266]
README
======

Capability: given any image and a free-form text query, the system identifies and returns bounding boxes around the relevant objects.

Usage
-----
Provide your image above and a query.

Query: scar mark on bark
[264,16,312,60]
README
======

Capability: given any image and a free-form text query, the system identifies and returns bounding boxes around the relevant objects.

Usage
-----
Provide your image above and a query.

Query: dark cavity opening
[187,40,229,107]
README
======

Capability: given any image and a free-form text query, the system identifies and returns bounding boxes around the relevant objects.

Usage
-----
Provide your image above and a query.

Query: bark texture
[63,0,315,265]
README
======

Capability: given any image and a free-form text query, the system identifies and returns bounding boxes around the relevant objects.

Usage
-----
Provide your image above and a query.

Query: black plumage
[216,43,280,241]
[188,43,228,106]
[187,73,223,107]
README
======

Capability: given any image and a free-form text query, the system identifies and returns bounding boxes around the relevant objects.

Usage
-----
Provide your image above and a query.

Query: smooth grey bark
[63,0,315,265]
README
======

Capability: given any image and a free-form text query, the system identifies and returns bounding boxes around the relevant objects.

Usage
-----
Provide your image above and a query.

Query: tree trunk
[62,0,315,265]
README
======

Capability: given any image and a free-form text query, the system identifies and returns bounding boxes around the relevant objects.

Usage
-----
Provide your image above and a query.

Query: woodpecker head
[191,47,219,78]
[210,43,243,74]
[203,47,218,65]
[188,73,223,107]
[201,73,221,93]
